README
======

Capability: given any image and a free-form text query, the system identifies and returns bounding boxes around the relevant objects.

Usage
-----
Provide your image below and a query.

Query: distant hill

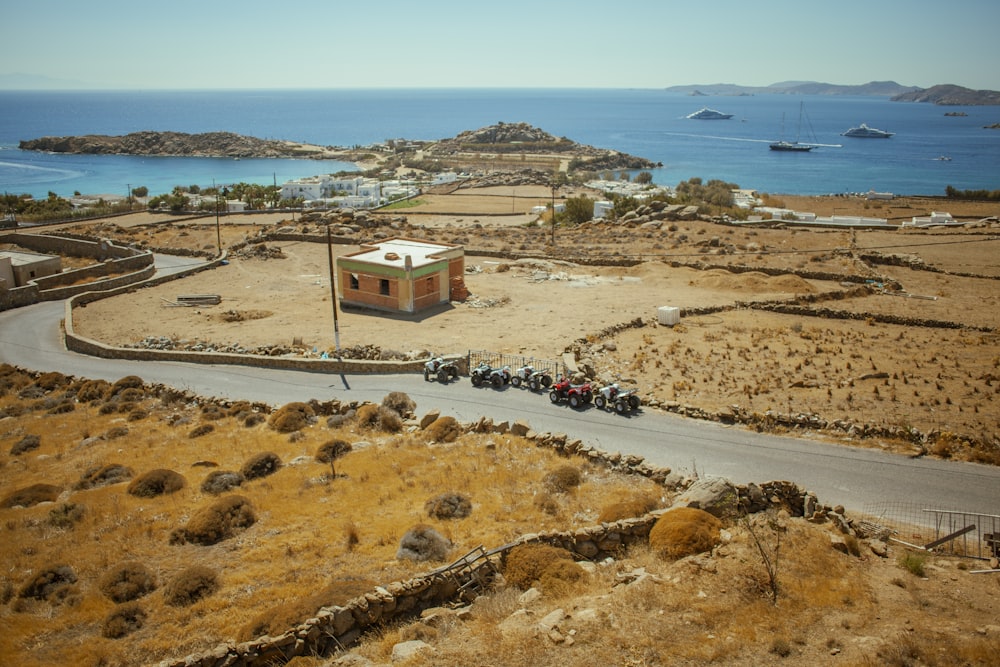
[664,80,920,97]
[891,84,1000,105]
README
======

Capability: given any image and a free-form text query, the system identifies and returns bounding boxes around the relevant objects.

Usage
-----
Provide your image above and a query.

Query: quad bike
[594,383,641,414]
[470,361,512,388]
[510,365,553,392]
[424,357,459,383]
[548,377,593,409]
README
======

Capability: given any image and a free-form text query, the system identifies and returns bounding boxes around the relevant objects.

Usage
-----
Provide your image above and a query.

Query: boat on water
[842,123,894,138]
[769,102,816,152]
[686,107,733,120]
[769,140,814,152]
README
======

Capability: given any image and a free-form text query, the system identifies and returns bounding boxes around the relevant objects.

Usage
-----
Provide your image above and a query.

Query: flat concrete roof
[345,238,459,270]
[0,250,59,266]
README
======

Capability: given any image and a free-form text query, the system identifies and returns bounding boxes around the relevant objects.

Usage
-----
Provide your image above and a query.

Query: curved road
[2,255,998,523]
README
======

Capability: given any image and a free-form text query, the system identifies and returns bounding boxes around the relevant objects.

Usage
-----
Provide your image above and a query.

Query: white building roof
[347,238,457,270]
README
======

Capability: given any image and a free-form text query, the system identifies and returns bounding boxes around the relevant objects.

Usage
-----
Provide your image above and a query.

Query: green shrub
[99,562,157,603]
[127,469,186,497]
[163,566,219,606]
[898,551,928,577]
[102,602,146,639]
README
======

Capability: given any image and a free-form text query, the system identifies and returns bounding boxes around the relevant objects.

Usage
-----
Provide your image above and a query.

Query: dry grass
[0,368,662,666]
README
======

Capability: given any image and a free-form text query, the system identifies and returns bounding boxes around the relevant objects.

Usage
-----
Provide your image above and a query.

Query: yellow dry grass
[0,369,663,666]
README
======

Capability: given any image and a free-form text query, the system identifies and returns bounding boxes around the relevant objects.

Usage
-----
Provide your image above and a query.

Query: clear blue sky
[2,0,998,90]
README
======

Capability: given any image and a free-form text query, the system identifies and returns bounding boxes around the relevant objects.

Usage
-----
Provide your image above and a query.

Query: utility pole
[550,182,556,245]
[327,227,342,356]
[213,179,222,256]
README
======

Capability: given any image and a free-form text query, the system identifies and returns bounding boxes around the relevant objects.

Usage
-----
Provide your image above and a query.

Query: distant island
[18,123,659,174]
[666,80,1000,105]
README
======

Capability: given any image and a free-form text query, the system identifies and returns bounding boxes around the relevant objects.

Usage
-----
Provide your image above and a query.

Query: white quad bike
[594,383,641,414]
[424,357,460,383]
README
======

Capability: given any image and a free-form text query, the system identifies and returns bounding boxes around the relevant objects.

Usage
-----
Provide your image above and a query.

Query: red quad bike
[548,377,593,409]
[510,365,553,392]
[594,383,641,414]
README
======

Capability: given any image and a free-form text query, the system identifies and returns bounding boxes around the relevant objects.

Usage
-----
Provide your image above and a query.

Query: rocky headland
[18,131,342,159]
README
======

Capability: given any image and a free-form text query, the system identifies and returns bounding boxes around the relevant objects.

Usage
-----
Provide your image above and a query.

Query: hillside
[891,84,1000,106]
[18,131,342,159]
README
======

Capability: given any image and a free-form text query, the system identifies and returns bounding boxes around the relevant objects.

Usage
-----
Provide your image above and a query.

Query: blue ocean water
[1,89,997,198]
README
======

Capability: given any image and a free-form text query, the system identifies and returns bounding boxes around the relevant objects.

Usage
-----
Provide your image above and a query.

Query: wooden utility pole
[327,227,342,355]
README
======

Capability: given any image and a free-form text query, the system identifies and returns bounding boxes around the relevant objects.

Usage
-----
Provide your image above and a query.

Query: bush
[1,483,62,508]
[99,562,157,603]
[35,371,70,391]
[10,433,40,456]
[102,602,146,639]
[18,564,77,601]
[170,495,256,546]
[188,423,214,438]
[377,405,404,432]
[47,502,85,529]
[597,496,659,523]
[355,403,380,428]
[75,463,133,490]
[898,551,928,577]
[381,391,415,418]
[504,543,583,592]
[425,492,472,519]
[543,465,582,493]
[396,524,452,562]
[76,379,111,402]
[243,413,266,427]
[104,425,129,440]
[127,469,186,498]
[648,507,722,559]
[268,402,315,433]
[241,451,282,480]
[108,375,144,397]
[200,470,245,495]
[425,415,462,443]
[163,566,219,606]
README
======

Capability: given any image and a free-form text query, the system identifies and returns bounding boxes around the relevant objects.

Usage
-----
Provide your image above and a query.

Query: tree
[562,195,595,224]
[634,171,653,185]
[132,186,148,198]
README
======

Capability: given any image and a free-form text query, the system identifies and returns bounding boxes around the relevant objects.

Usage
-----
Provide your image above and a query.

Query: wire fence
[466,350,563,380]
[860,501,1000,560]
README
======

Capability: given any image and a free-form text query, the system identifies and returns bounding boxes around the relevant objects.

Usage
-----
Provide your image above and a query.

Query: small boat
[686,107,733,120]
[842,123,894,138]
[936,156,952,161]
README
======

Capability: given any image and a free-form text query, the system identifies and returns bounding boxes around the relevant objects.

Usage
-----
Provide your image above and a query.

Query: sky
[2,0,998,91]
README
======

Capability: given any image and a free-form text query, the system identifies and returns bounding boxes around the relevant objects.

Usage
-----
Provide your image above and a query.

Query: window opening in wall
[350,273,359,290]
[379,278,390,296]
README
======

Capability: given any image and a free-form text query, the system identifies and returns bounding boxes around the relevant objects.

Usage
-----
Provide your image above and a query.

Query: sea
[1,88,998,199]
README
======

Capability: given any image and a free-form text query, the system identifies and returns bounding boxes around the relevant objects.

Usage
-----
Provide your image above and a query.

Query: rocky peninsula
[19,131,343,159]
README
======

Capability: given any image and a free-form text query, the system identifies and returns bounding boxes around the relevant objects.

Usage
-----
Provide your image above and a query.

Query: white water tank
[657,306,680,326]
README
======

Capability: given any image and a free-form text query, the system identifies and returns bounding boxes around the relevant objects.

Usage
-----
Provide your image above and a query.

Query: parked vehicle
[424,357,459,383]
[548,377,593,409]
[594,383,641,414]
[510,365,553,392]
[470,361,512,388]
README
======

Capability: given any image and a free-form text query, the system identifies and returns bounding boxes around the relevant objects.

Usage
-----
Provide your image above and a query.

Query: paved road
[2,256,998,523]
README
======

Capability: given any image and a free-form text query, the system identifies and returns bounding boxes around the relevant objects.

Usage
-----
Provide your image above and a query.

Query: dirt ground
[69,191,1000,459]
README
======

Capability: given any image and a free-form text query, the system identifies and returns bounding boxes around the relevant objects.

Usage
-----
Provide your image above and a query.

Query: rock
[672,477,738,518]
[419,410,440,429]
[391,640,434,662]
[868,540,888,558]
[830,534,849,554]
